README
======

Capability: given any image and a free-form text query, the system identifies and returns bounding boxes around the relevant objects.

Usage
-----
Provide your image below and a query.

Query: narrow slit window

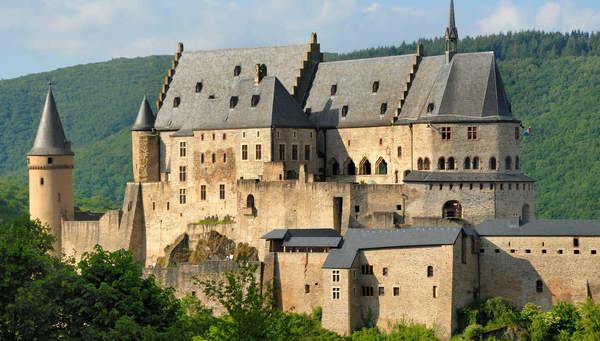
[341,105,349,118]
[230,96,238,108]
[380,103,388,115]
[251,95,260,107]
[330,84,337,96]
[195,82,203,93]
[372,81,380,93]
[173,96,181,108]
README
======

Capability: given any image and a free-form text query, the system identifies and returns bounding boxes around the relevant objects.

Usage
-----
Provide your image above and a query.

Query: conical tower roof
[28,86,73,156]
[131,96,155,131]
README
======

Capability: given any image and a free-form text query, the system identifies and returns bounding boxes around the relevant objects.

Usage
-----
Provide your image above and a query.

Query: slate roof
[28,86,73,156]
[476,218,600,237]
[404,171,535,183]
[323,227,462,269]
[170,76,312,136]
[154,44,310,131]
[261,228,342,248]
[132,96,155,131]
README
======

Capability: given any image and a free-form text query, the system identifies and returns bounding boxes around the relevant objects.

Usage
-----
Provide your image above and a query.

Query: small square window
[378,287,385,296]
[574,250,580,254]
[341,105,349,117]
[558,249,564,254]
[195,82,203,93]
[382,267,388,276]
[510,249,516,253]
[494,249,500,253]
[354,205,360,213]
[396,204,402,210]
[393,287,400,296]
[305,285,310,294]
[525,249,531,254]
[480,248,485,253]
[542,249,547,254]
[173,96,181,108]
[372,81,380,93]
[47,157,53,164]
[592,250,597,255]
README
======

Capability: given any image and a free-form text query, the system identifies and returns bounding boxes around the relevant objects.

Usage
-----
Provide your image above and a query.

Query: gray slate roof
[476,218,600,236]
[28,86,73,156]
[132,96,155,131]
[170,76,312,136]
[404,171,535,183]
[262,228,342,248]
[154,44,310,131]
[323,227,462,269]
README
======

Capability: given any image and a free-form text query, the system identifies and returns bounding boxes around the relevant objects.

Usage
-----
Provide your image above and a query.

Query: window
[201,134,204,141]
[229,96,238,108]
[177,142,186,158]
[251,95,260,107]
[219,184,225,200]
[332,287,340,299]
[255,144,262,160]
[464,157,471,169]
[361,286,374,297]
[201,153,205,164]
[379,138,383,146]
[376,158,387,175]
[536,280,543,293]
[382,267,388,276]
[179,166,187,182]
[223,133,226,140]
[200,185,206,200]
[592,250,597,255]
[505,156,512,170]
[515,127,520,140]
[330,84,337,96]
[574,238,579,247]
[179,188,187,204]
[166,202,170,210]
[361,264,374,275]
[418,158,424,170]
[40,177,44,186]
[427,266,434,277]
[57,193,61,203]
[341,105,349,117]
[332,270,340,282]
[195,82,203,93]
[223,153,227,163]
[378,287,385,296]
[360,158,372,175]
[441,127,451,140]
[305,285,310,294]
[279,144,285,161]
[234,65,241,76]
[447,157,455,170]
[467,126,477,140]
[305,108,311,115]
[489,157,497,170]
[397,146,402,157]
[438,157,446,170]
[372,81,380,93]
[47,157,53,164]
[427,102,435,112]
[424,158,431,170]
[212,133,215,140]
[211,153,216,163]
[173,96,181,108]
[292,144,298,161]
[473,157,480,170]
[304,145,310,161]
[393,287,400,296]
[516,156,520,170]
[380,103,387,115]
[241,145,248,160]
[433,286,438,298]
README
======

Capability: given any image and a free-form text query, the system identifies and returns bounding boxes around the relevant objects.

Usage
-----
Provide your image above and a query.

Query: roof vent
[380,103,387,115]
[173,97,181,108]
[234,65,241,77]
[427,102,435,113]
[230,96,238,109]
[372,81,380,93]
[330,84,337,96]
[341,105,348,118]
[251,95,260,107]
[195,82,203,93]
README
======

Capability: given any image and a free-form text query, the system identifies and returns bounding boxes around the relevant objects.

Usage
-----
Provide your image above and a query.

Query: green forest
[1,31,600,218]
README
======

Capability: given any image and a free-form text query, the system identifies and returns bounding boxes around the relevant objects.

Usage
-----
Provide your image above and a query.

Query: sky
[1,0,600,80]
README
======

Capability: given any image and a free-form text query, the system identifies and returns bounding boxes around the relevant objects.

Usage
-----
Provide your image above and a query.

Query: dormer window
[427,102,435,113]
[234,65,241,77]
[341,105,349,117]
[380,103,387,115]
[372,81,380,93]
[230,96,238,109]
[208,95,215,99]
[251,95,260,107]
[330,84,337,96]
[195,82,203,93]
[173,97,181,108]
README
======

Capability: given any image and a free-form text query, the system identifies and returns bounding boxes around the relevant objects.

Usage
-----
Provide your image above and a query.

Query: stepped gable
[28,86,73,156]
[400,52,515,122]
[171,76,312,136]
[305,55,417,128]
[131,96,155,131]
[154,44,311,131]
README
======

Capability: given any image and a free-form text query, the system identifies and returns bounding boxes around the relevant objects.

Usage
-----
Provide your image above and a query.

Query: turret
[445,0,459,63]
[131,96,159,182]
[27,85,74,254]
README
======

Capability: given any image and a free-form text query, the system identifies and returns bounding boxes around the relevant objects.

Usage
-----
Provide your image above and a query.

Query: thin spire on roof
[28,85,73,156]
[445,0,459,63]
[132,96,155,131]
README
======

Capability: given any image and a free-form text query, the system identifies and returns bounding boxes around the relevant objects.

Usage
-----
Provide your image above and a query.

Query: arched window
[447,157,455,170]
[359,158,372,175]
[522,204,530,221]
[442,201,462,219]
[473,157,480,170]
[417,158,424,170]
[330,158,340,176]
[246,194,255,208]
[438,157,446,170]
[515,156,520,170]
[464,157,471,170]
[489,157,497,170]
[424,158,431,170]
[345,159,356,175]
[376,158,387,175]
[505,156,512,170]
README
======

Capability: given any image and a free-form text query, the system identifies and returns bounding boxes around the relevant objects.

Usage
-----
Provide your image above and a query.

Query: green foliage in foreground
[454,297,600,340]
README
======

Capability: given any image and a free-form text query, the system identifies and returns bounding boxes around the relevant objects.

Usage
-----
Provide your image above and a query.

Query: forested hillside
[1,31,599,218]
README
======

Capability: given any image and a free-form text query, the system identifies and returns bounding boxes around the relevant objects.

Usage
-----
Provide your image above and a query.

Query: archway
[464,157,471,170]
[345,158,356,175]
[330,158,340,176]
[424,158,431,170]
[447,157,455,170]
[359,158,372,175]
[417,158,424,171]
[376,157,387,175]
[246,194,255,208]
[438,157,446,170]
[442,201,462,219]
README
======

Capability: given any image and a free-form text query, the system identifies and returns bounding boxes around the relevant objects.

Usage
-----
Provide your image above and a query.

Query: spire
[445,0,458,63]
[131,96,155,131]
[28,85,73,156]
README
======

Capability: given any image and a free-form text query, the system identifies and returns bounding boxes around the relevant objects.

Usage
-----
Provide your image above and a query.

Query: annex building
[26,1,600,338]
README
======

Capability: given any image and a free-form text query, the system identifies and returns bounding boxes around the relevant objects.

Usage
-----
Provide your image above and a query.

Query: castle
[26,1,600,338]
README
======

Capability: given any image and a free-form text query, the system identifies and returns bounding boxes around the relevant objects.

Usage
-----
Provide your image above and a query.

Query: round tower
[131,96,159,182]
[28,85,74,254]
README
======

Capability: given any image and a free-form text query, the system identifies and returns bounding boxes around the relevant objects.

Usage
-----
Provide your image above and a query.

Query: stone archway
[442,200,462,219]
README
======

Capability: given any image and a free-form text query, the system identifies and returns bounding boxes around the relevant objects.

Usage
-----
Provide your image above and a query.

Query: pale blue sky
[1,0,600,79]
